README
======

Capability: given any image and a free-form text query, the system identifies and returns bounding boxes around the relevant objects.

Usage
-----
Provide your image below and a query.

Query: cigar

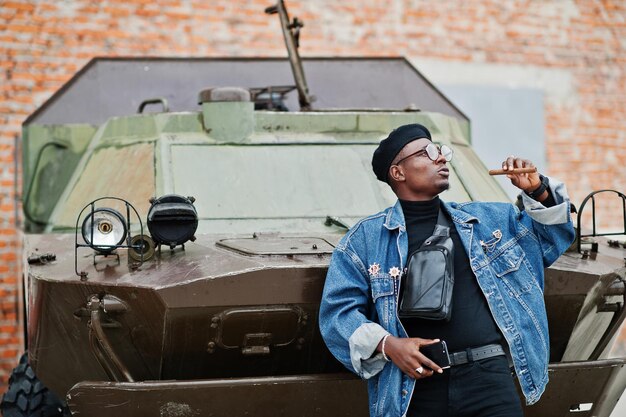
[488,167,537,176]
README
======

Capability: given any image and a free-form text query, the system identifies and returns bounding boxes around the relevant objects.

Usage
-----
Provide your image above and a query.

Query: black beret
[371,123,432,183]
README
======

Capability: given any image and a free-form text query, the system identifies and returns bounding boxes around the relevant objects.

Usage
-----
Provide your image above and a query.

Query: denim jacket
[319,177,575,417]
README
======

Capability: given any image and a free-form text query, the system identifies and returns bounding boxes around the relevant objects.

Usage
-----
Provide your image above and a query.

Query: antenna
[265,1,314,111]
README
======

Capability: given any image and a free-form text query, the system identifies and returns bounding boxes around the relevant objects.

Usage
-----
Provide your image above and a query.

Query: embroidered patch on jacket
[368,263,381,276]
[389,266,402,278]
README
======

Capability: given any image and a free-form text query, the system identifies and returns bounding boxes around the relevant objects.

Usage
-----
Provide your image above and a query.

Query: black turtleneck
[399,197,503,352]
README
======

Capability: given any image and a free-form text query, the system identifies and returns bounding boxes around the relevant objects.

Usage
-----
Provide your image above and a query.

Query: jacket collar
[442,201,479,225]
[383,199,478,230]
[383,200,405,231]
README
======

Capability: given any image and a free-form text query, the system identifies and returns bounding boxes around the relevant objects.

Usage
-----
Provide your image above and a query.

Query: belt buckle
[449,350,472,367]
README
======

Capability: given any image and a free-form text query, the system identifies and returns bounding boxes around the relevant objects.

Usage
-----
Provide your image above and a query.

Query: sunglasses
[394,143,454,165]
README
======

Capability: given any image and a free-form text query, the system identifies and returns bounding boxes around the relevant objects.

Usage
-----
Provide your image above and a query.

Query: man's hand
[501,156,541,193]
[378,335,444,379]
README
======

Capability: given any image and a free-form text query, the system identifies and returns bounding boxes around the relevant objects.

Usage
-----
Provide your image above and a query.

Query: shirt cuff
[520,176,570,225]
[348,322,389,379]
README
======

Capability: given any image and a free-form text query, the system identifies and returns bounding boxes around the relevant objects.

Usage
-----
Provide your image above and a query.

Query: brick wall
[1,0,625,394]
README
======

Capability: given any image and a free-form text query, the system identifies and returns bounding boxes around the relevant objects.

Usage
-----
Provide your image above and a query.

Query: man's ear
[389,165,405,183]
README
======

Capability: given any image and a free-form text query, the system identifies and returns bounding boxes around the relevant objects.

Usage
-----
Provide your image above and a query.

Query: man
[319,123,575,417]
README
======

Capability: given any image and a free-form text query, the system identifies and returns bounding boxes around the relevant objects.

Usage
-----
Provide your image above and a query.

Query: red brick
[0,252,16,261]
[0,349,19,359]
[0,325,16,333]
[2,2,35,13]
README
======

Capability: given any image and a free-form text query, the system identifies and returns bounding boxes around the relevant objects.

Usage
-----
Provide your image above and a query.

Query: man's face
[389,138,450,200]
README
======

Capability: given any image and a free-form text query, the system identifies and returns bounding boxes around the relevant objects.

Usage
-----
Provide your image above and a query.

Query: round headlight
[81,208,127,253]
[147,195,198,248]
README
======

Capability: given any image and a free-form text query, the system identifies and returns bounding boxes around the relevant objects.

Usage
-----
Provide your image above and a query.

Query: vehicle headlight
[74,197,146,279]
[147,195,198,249]
[81,208,127,253]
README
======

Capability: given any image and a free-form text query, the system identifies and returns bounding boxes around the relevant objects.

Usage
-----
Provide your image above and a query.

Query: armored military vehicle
[3,2,626,416]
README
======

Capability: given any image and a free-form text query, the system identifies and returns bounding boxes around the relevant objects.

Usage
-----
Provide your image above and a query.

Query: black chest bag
[398,209,455,321]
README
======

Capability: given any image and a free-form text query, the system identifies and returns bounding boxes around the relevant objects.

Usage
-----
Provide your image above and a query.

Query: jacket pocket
[371,275,394,301]
[491,244,524,277]
[371,276,395,328]
[490,244,538,295]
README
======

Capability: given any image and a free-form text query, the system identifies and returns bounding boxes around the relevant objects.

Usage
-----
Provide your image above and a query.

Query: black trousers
[407,356,524,417]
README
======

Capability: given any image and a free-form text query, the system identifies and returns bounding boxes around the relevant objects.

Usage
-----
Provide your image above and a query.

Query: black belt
[448,344,505,367]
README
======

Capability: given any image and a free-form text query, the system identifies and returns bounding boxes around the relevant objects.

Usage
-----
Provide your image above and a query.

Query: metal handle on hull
[137,97,169,114]
[87,295,135,382]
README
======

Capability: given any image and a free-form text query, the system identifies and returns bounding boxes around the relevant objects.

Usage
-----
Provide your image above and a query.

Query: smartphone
[420,340,451,369]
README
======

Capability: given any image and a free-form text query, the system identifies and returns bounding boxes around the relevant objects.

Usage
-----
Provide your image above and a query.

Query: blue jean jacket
[319,177,575,417]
